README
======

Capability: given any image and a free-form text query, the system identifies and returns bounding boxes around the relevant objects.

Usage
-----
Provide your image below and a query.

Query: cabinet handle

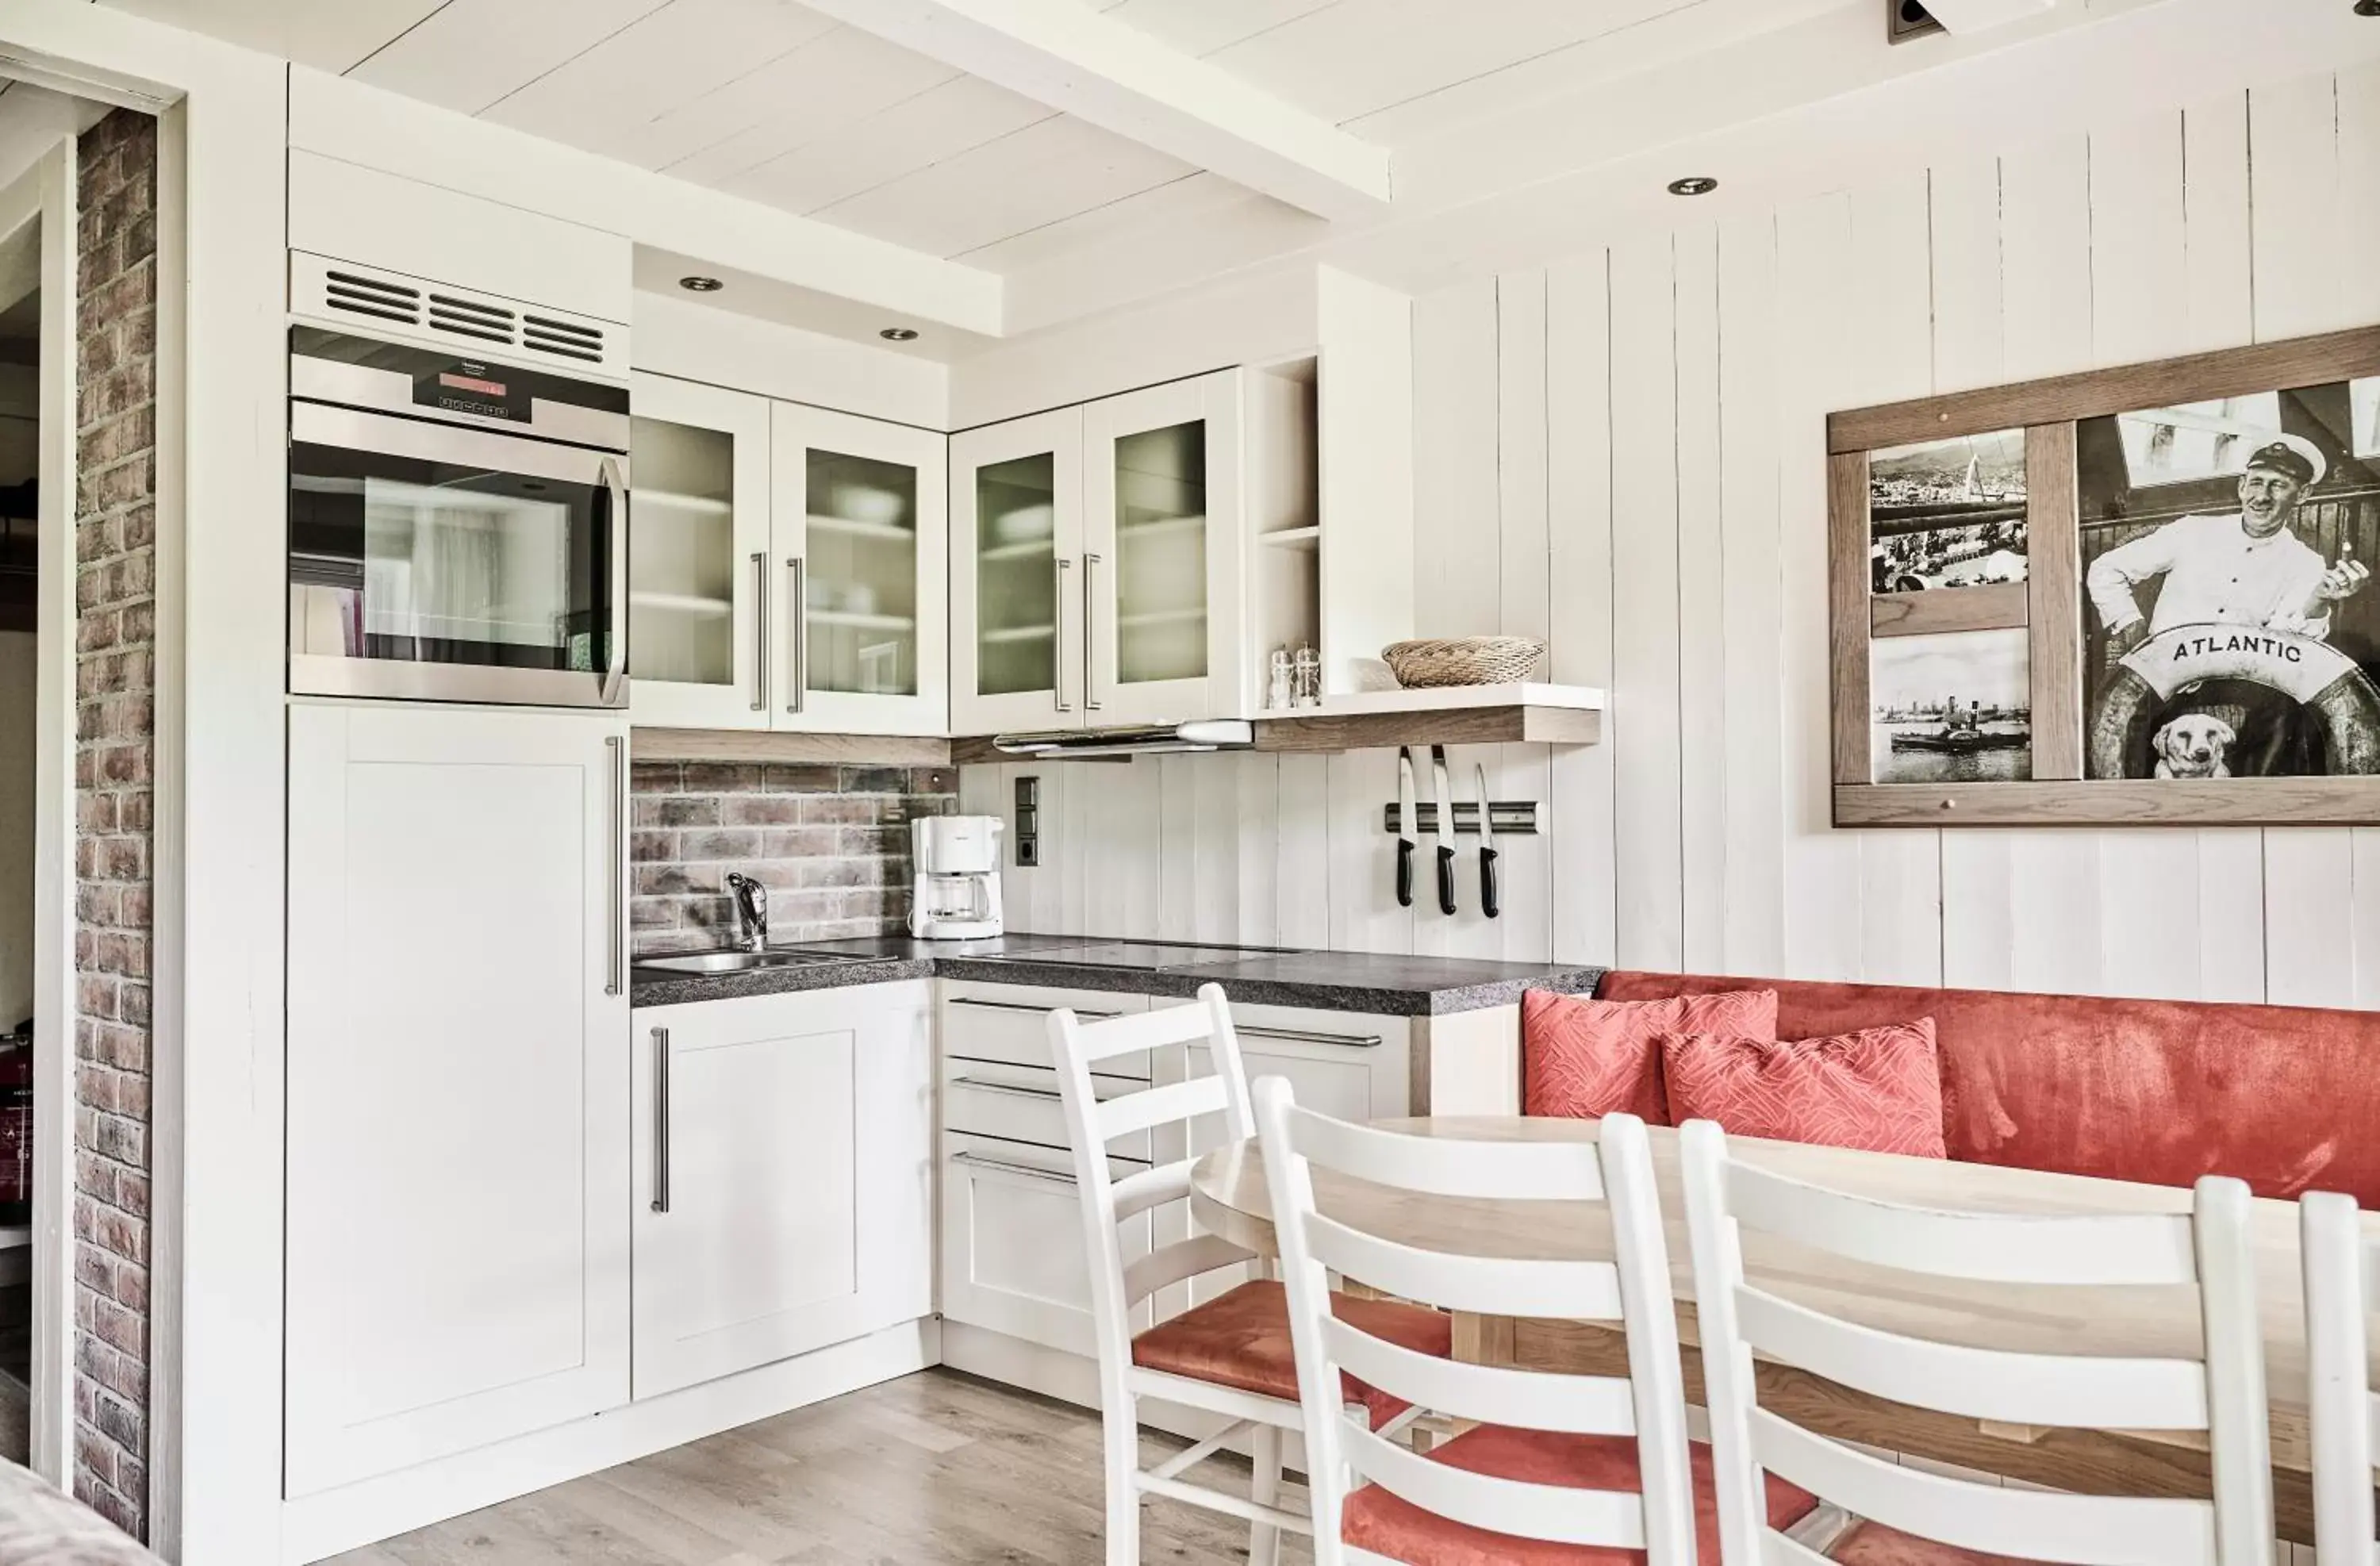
[950,1074,1064,1102]
[947,997,1119,1019]
[651,1027,671,1214]
[950,1150,1076,1188]
[750,551,769,712]
[785,556,807,716]
[1054,556,1074,713]
[1233,1023,1384,1050]
[605,735,626,997]
[1082,551,1104,712]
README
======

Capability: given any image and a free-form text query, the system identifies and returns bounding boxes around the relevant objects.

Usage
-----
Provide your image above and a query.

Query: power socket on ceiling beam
[1887,0,1945,44]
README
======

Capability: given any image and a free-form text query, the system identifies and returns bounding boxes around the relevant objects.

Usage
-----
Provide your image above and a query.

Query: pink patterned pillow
[1522,988,1779,1125]
[1664,1020,1948,1159]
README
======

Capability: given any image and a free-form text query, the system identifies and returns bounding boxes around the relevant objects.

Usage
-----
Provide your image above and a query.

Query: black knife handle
[1480,846,1500,919]
[1395,839,1415,908]
[1436,846,1457,915]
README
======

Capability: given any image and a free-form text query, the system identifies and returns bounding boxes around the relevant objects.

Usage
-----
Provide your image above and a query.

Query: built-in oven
[287,324,630,708]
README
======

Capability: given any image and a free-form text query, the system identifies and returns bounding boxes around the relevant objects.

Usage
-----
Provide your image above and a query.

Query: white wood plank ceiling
[97,0,1768,267]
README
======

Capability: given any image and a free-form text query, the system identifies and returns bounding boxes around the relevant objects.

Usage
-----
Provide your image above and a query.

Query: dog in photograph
[2152,713,2236,780]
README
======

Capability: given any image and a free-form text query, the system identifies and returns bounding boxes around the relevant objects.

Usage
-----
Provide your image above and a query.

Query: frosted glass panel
[1113,420,1206,686]
[629,416,736,688]
[977,451,1058,697]
[806,450,919,697]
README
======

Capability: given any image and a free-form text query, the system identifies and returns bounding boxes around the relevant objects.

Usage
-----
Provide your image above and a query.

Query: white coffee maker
[909,816,1005,939]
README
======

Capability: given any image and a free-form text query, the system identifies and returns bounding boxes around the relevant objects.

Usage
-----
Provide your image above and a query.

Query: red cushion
[1339,1424,1817,1564]
[1829,1522,2033,1564]
[1523,987,1779,1124]
[1597,969,2380,1202]
[1129,1280,1450,1429]
[1662,1020,1948,1159]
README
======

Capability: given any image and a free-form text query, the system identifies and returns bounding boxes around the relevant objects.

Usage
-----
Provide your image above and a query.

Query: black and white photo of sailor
[2081,382,2380,779]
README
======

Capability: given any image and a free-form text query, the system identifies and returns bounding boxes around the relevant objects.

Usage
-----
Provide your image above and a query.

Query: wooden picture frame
[1828,324,2380,827]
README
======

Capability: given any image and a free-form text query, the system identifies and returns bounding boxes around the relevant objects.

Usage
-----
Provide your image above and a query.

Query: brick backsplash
[630,762,957,954]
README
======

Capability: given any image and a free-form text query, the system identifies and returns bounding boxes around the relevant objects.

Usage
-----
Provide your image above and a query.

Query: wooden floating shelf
[1251,683,1603,752]
[633,727,954,767]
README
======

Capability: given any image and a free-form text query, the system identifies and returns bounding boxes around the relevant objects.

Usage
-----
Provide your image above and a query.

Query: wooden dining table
[1187,1115,2380,1549]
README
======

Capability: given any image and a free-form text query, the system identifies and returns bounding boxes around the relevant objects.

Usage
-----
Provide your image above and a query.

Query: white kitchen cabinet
[937,983,1151,1353]
[631,981,933,1398]
[1082,371,1246,726]
[628,373,773,730]
[286,703,631,1496]
[951,374,1252,735]
[950,407,1085,735]
[773,403,948,736]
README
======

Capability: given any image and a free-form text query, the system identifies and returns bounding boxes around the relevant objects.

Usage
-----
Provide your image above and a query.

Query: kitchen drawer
[940,1130,1150,1353]
[939,986,1152,1080]
[942,1059,1151,1162]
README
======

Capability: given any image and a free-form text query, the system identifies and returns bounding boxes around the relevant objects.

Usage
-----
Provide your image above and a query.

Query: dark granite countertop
[631,932,1605,1016]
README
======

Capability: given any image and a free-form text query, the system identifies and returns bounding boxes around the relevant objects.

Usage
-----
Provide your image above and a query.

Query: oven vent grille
[291,251,626,378]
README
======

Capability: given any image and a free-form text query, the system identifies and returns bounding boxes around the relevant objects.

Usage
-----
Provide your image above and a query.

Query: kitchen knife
[1394,747,1417,908]
[1475,762,1499,919]
[1430,745,1457,915]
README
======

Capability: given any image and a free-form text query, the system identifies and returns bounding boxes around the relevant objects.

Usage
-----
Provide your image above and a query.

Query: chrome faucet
[725,873,769,952]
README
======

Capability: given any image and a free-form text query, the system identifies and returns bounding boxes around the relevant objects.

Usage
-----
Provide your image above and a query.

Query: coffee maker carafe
[909,816,1005,939]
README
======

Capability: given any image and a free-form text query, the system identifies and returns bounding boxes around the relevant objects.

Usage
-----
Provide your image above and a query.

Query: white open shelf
[981,624,1055,645]
[635,488,731,518]
[807,512,913,542]
[1258,525,1321,548]
[808,609,915,631]
[1284,681,1606,718]
[978,536,1056,562]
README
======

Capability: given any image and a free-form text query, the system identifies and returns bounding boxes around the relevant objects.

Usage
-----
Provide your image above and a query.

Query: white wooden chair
[1253,1077,1810,1564]
[2300,1190,2378,1560]
[1050,985,1450,1566]
[1677,1118,2276,1566]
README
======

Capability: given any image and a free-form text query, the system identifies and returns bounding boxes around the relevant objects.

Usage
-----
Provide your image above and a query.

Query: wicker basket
[1381,636,1547,689]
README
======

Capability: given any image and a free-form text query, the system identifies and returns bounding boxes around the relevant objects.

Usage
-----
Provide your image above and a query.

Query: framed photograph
[2079,378,2380,781]
[1825,325,2380,826]
[1869,429,2028,593]
[1870,628,2031,784]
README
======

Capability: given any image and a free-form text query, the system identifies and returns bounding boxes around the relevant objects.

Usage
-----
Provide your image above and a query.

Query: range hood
[989,720,1254,758]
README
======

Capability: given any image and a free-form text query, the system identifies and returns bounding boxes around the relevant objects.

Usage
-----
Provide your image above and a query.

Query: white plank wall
[964,63,2380,1012]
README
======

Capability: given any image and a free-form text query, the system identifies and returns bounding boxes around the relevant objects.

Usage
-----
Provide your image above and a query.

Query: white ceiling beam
[796,0,1393,224]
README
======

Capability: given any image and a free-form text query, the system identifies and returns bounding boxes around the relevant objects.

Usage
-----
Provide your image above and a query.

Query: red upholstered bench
[1581,970,2380,1204]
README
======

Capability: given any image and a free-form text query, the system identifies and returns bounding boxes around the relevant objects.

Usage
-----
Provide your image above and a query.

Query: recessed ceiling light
[880,326,919,342]
[1668,176,1719,197]
[2359,1,2380,17]
[678,275,723,293]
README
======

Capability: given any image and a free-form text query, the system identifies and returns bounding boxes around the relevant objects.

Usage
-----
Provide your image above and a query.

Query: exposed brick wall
[630,762,955,954]
[70,107,156,1541]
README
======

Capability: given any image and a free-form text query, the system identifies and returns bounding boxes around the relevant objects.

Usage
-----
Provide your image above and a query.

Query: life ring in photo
[2086,623,2380,779]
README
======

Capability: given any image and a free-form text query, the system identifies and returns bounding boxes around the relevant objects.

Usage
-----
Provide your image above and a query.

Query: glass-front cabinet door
[626,374,771,729]
[950,407,1085,735]
[773,404,948,735]
[1082,370,1243,725]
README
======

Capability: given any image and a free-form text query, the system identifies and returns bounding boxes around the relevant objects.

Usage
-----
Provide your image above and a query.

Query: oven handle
[290,399,612,485]
[597,455,628,708]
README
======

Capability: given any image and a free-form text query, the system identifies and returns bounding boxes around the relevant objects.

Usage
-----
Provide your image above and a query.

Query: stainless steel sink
[635,949,862,975]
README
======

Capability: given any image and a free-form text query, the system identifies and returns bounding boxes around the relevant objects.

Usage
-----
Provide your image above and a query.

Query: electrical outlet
[1888,0,1945,43]
[1014,776,1040,867]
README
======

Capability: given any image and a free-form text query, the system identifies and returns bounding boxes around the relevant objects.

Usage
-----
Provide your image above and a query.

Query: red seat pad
[1829,1521,2035,1564]
[1338,1424,1816,1565]
[1128,1280,1451,1428]
[1597,970,2380,1203]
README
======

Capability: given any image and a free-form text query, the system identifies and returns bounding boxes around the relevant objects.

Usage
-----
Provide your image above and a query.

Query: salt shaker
[1292,643,1322,708]
[1266,647,1294,710]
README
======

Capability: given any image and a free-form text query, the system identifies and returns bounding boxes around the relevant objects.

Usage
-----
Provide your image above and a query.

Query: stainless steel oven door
[289,401,628,707]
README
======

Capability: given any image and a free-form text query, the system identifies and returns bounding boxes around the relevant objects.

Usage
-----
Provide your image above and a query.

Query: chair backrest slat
[1123,1232,1256,1307]
[1098,1073,1231,1143]
[1339,1421,1649,1552]
[1255,1084,1698,1566]
[1321,1315,1639,1437]
[1683,1119,2274,1566]
[1285,1107,1608,1201]
[1304,1211,1626,1319]
[1733,1284,2210,1431]
[1725,1157,2199,1287]
[2302,1191,2380,1559]
[1069,1000,1232,1061]
[1108,1161,1192,1223]
[1752,1407,2217,1565]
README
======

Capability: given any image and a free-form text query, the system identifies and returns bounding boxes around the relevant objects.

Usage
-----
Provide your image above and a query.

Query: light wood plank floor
[327,1370,1314,1565]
